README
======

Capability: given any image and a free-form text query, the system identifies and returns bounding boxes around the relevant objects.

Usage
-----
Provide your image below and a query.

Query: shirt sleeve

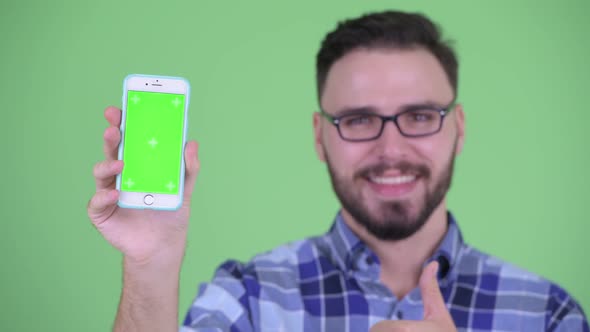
[548,292,589,332]
[180,260,255,332]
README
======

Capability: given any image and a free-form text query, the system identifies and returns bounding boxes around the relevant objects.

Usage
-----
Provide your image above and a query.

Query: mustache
[355,160,430,179]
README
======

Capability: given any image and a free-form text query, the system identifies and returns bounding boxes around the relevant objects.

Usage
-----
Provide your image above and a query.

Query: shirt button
[397,311,404,320]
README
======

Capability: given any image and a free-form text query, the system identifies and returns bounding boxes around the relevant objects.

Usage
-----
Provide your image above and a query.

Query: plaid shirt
[181,212,588,331]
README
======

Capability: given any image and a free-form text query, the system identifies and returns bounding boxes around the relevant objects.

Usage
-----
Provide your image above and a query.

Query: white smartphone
[116,74,190,210]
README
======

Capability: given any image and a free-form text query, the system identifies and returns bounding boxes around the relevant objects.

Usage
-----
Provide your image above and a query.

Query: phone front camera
[145,83,148,86]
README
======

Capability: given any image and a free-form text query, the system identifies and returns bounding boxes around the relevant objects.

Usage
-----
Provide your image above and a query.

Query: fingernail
[431,261,439,279]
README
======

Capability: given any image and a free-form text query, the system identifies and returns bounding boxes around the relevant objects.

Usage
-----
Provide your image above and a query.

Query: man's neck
[342,203,449,299]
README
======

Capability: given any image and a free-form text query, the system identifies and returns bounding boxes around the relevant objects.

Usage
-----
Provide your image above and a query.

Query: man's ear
[453,104,465,156]
[313,112,326,162]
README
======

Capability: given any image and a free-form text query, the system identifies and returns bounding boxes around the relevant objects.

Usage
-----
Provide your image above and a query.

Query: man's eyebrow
[332,100,451,116]
[401,101,450,111]
[332,106,379,117]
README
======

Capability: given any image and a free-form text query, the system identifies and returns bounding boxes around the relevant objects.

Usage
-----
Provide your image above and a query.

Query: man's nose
[373,120,411,157]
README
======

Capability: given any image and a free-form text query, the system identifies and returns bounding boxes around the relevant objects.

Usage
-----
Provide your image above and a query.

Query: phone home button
[143,194,154,205]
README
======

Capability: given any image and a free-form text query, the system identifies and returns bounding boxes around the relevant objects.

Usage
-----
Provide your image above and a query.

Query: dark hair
[316,10,458,99]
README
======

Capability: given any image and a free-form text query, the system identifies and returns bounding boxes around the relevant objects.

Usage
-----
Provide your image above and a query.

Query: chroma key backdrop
[0,1,588,331]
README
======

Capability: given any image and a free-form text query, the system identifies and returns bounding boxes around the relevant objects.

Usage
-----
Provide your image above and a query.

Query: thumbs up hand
[370,261,457,332]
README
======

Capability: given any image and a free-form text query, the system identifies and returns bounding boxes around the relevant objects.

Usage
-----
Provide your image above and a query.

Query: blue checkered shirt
[181,212,588,331]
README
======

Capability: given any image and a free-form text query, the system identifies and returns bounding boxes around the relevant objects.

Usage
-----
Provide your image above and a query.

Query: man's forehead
[320,48,454,112]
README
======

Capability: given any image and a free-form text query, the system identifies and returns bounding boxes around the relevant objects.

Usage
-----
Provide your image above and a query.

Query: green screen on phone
[120,90,185,195]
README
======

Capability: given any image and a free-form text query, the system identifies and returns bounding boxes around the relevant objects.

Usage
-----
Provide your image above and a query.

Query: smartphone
[116,74,190,210]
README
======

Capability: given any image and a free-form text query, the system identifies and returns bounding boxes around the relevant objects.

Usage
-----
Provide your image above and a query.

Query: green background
[122,91,185,194]
[1,1,588,330]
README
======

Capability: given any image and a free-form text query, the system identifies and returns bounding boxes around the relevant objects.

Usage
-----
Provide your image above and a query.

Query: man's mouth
[365,172,420,198]
[369,174,417,185]
[355,161,428,199]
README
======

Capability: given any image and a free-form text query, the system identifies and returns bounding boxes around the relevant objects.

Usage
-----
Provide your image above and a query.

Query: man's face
[314,48,465,240]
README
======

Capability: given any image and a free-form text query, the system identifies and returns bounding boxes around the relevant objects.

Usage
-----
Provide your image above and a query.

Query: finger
[419,261,451,321]
[104,106,122,127]
[370,320,417,332]
[183,140,200,198]
[93,159,124,191]
[103,126,121,160]
[369,320,394,332]
[87,189,118,224]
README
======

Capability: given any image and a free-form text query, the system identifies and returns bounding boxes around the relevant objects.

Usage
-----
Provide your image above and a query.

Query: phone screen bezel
[116,74,190,210]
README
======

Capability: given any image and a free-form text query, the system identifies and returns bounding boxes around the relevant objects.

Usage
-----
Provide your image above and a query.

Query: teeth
[371,175,416,185]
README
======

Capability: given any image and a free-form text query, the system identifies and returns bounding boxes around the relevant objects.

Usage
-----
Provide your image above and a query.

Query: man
[88,10,588,331]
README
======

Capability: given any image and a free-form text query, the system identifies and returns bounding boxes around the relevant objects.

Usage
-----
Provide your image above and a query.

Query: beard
[325,141,456,241]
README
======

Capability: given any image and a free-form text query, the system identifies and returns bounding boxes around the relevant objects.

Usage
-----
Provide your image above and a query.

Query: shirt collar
[326,211,464,280]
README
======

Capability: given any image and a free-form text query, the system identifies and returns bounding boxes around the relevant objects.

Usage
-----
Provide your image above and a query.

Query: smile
[370,174,416,185]
[365,173,420,198]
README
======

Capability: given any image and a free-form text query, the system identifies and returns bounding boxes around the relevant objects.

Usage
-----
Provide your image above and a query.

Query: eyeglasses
[320,102,456,142]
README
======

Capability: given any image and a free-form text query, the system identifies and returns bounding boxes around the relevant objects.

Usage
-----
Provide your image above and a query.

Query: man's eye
[408,111,435,122]
[343,115,374,126]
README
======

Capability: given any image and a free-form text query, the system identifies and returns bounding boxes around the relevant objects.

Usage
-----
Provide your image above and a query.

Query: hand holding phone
[87,75,199,264]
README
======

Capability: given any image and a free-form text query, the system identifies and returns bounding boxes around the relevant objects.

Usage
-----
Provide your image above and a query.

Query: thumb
[419,261,451,322]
